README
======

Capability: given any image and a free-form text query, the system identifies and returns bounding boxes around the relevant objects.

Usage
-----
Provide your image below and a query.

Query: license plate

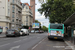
[8,32,11,34]
[54,37,57,39]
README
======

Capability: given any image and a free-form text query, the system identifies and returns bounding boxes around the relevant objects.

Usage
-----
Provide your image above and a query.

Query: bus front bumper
[48,35,63,39]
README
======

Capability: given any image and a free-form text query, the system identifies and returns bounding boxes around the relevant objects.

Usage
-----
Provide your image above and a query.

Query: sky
[21,0,49,27]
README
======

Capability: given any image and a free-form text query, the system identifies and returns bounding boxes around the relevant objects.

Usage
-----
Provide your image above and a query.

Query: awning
[64,13,75,26]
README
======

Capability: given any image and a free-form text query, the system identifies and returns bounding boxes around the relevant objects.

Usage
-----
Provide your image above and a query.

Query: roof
[24,3,31,9]
[24,3,29,6]
[64,13,75,26]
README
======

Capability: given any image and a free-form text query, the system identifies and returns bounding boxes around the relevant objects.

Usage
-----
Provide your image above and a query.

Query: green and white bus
[48,23,64,39]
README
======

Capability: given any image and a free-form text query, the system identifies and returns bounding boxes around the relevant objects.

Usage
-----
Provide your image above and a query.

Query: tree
[38,0,45,3]
[35,20,41,25]
[38,0,75,23]
[41,26,48,31]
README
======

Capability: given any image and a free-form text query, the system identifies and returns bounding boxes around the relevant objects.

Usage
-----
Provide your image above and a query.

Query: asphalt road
[0,33,72,50]
[0,33,47,50]
[29,38,72,50]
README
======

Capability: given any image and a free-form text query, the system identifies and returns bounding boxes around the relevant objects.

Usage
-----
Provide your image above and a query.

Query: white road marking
[0,43,10,47]
[14,40,21,43]
[9,45,20,50]
[65,41,74,50]
[32,38,46,50]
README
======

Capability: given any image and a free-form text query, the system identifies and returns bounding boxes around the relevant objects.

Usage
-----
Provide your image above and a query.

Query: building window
[13,0,14,3]
[26,23,28,26]
[26,6,28,9]
[12,9,14,13]
[12,19,14,22]
[12,5,15,9]
[12,14,14,18]
[8,9,10,15]
[26,16,28,18]
[26,19,28,22]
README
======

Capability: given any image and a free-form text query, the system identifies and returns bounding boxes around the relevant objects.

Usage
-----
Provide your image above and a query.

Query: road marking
[32,38,46,50]
[65,41,74,50]
[14,40,21,43]
[9,45,20,50]
[0,43,10,47]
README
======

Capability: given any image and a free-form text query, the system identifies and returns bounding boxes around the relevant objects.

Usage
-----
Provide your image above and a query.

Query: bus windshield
[50,24,63,29]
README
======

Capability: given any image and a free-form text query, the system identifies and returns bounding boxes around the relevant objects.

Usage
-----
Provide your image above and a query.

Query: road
[0,33,72,50]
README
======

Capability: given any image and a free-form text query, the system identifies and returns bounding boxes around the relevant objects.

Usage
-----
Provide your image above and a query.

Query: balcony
[6,16,10,18]
[18,11,21,13]
[19,22,22,24]
[11,2,22,9]
[16,21,19,24]
[16,17,18,20]
[19,19,21,21]
[29,14,33,17]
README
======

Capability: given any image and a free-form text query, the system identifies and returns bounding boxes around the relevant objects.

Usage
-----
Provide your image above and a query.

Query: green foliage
[38,0,75,23]
[38,0,45,3]
[41,26,48,31]
[35,20,41,25]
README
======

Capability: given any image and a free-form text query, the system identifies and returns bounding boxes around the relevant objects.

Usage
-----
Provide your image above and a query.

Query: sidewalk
[64,36,75,50]
[0,33,6,37]
[65,41,75,50]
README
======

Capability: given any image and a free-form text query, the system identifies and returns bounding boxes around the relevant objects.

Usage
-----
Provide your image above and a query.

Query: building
[30,0,35,23]
[22,3,33,27]
[0,0,10,32]
[10,0,22,29]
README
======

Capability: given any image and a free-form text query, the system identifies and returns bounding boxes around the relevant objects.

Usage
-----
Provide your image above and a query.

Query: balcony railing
[18,11,21,13]
[11,2,22,9]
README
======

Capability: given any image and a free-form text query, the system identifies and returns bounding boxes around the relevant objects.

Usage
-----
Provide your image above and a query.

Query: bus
[48,23,64,39]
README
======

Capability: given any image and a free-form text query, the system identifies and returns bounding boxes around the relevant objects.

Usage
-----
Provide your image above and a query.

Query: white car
[31,30,34,33]
[20,29,29,35]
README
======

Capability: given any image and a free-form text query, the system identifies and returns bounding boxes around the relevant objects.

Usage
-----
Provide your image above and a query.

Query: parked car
[6,29,20,37]
[20,30,25,36]
[31,30,34,33]
[39,30,44,33]
[35,30,39,33]
[20,29,29,35]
